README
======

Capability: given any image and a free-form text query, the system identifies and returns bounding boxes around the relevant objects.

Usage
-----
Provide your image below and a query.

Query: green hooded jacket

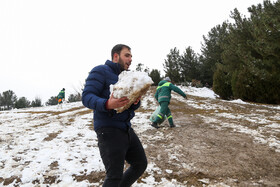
[155,80,186,103]
[57,90,65,99]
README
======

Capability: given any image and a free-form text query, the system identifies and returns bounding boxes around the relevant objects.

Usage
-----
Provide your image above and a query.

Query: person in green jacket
[151,77,187,128]
[57,88,65,104]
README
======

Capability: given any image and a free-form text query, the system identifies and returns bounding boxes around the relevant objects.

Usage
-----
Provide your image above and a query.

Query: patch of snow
[179,86,218,99]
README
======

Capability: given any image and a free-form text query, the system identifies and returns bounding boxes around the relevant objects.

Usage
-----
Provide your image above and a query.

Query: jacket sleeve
[154,89,159,101]
[129,100,141,110]
[170,84,186,98]
[82,66,108,112]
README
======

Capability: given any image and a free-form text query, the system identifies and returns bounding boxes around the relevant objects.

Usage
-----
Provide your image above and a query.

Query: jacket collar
[158,80,168,86]
[105,60,122,75]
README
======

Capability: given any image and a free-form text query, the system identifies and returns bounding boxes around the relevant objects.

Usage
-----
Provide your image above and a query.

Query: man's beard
[118,57,126,71]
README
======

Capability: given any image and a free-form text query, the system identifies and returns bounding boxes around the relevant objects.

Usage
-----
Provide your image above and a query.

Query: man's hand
[106,93,130,110]
[134,96,141,105]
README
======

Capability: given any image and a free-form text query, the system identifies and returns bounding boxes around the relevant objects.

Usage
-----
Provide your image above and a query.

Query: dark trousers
[96,127,147,187]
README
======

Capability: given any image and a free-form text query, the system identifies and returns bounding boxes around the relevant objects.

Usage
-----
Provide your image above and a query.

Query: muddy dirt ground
[137,94,280,186]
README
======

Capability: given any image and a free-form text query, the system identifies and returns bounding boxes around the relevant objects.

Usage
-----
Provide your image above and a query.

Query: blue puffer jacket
[82,60,141,131]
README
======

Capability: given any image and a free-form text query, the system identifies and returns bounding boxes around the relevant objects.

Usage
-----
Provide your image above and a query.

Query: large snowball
[110,71,154,113]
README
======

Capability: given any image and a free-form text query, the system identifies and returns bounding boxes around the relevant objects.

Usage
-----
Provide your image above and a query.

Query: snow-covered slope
[1,86,279,186]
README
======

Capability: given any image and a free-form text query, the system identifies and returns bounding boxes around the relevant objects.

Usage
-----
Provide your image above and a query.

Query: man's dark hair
[111,44,131,60]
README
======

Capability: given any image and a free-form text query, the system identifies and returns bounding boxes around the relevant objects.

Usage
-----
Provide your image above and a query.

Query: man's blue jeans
[96,127,147,187]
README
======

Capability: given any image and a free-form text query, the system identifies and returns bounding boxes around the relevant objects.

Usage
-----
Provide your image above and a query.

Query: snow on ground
[179,86,218,99]
[0,102,104,186]
[0,86,279,186]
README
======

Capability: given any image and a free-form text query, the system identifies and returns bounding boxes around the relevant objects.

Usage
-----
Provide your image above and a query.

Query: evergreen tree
[200,22,229,86]
[245,0,280,103]
[15,97,31,109]
[68,93,82,103]
[180,46,200,82]
[163,47,181,83]
[31,97,42,107]
[0,93,2,109]
[135,63,150,74]
[46,96,58,106]
[0,90,17,110]
[68,94,76,103]
[149,69,161,86]
[135,63,144,72]
[213,64,233,100]
[219,1,280,104]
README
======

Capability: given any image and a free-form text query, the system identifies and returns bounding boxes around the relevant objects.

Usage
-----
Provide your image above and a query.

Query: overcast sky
[0,0,268,103]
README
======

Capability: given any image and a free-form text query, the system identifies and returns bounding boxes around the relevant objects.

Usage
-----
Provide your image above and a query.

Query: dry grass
[32,122,50,128]
[43,131,63,141]
[19,106,86,116]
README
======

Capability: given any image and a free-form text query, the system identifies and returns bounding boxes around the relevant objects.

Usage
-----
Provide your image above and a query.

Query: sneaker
[151,122,159,129]
[170,124,176,128]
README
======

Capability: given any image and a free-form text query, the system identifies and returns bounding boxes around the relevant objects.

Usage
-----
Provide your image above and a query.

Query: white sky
[0,0,267,103]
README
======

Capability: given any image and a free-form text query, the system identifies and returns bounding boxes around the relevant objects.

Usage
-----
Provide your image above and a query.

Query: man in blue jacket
[82,44,147,187]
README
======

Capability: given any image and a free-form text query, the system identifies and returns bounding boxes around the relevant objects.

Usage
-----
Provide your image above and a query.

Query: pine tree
[15,97,31,109]
[0,90,17,110]
[46,96,58,106]
[149,69,161,86]
[200,22,229,86]
[31,97,42,107]
[135,63,150,74]
[180,46,200,82]
[221,1,280,104]
[245,0,280,103]
[0,93,2,110]
[68,93,82,103]
[135,63,144,72]
[163,47,181,83]
[213,63,233,100]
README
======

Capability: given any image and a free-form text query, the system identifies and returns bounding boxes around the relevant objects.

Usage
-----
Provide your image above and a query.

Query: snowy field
[1,86,280,186]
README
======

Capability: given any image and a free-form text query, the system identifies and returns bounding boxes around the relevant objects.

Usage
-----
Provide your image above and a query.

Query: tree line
[0,90,81,111]
[156,0,279,104]
[0,90,42,110]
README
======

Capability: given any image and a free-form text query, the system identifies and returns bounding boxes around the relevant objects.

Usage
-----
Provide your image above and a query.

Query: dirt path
[140,94,280,186]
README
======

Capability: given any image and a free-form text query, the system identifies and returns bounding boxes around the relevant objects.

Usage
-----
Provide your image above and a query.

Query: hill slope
[1,86,280,186]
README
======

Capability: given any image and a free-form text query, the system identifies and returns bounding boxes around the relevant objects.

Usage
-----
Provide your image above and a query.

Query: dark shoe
[170,124,176,128]
[151,122,159,129]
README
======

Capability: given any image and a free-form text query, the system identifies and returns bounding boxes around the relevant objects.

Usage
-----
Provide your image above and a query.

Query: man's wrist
[106,99,114,110]
[105,100,110,110]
